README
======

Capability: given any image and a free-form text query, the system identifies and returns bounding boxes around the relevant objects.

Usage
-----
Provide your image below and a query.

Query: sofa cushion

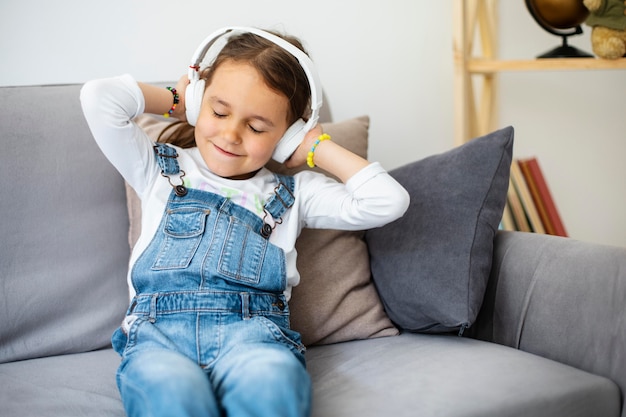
[0,85,130,364]
[366,127,514,333]
[0,334,619,417]
[305,333,620,417]
[132,115,398,346]
[0,349,124,417]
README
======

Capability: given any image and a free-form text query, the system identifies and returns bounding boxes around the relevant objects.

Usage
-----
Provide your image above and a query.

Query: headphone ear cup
[272,118,307,163]
[185,79,205,126]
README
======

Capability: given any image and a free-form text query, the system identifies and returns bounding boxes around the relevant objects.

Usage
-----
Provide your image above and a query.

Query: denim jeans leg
[210,318,311,417]
[213,345,311,417]
[117,349,219,417]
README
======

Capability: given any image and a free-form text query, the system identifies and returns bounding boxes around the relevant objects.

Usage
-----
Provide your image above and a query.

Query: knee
[235,346,309,385]
[118,350,218,417]
[121,350,202,386]
[221,349,311,404]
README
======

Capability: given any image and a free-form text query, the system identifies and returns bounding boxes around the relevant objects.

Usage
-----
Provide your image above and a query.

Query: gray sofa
[1,83,625,417]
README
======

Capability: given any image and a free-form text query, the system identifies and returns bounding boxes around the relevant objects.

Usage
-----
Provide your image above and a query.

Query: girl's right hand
[172,75,190,122]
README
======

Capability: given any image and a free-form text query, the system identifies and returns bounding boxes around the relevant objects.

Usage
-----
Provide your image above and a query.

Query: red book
[519,157,568,237]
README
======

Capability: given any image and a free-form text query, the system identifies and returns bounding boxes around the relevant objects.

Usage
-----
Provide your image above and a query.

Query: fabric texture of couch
[1,83,625,417]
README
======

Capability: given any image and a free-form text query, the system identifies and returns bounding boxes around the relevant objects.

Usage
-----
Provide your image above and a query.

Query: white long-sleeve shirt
[80,74,409,299]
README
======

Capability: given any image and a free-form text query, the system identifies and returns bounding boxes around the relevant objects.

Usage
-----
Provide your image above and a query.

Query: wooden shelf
[453,0,625,145]
[467,57,626,74]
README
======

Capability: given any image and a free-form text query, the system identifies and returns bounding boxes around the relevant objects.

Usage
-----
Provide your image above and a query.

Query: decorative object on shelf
[525,0,595,57]
[583,0,626,59]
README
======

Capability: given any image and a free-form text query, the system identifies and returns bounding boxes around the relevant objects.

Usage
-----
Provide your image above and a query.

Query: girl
[81,28,409,417]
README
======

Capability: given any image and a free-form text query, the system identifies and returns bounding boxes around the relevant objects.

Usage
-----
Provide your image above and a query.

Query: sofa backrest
[0,84,131,363]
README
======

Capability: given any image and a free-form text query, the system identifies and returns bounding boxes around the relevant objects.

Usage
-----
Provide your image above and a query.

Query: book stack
[501,157,568,237]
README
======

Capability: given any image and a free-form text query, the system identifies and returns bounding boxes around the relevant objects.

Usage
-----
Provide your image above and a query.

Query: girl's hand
[283,124,323,169]
[172,75,190,122]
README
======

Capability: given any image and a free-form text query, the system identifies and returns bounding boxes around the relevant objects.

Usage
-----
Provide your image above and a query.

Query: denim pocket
[218,217,266,285]
[217,217,287,292]
[112,315,143,356]
[111,327,127,356]
[152,208,209,270]
[255,316,306,358]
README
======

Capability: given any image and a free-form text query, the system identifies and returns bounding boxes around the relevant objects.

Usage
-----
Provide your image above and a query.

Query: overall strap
[264,174,295,219]
[153,143,294,238]
[153,143,187,196]
[153,143,181,175]
[260,174,295,238]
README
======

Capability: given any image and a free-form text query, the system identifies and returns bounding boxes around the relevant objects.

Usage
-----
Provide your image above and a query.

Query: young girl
[81,27,409,417]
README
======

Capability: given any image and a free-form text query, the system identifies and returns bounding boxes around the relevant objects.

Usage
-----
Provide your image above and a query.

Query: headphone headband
[184,27,323,162]
[187,26,322,121]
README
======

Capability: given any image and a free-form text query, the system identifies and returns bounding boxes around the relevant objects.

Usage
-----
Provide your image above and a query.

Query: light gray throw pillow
[0,84,130,363]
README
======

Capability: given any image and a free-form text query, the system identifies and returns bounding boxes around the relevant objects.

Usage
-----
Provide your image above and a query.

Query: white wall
[0,0,453,168]
[1,1,623,247]
[498,2,626,248]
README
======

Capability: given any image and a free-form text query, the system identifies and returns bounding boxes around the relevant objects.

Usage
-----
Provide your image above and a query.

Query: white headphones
[185,26,323,162]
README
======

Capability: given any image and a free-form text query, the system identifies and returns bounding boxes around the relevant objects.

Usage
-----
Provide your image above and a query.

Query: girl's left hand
[283,123,323,169]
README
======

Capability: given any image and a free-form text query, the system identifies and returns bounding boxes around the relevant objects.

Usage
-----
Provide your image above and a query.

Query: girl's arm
[308,139,370,184]
[138,76,189,121]
[80,75,187,196]
[284,125,369,183]
[286,125,410,230]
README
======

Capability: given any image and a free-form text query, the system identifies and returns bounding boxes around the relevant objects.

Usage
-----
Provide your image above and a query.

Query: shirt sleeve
[296,162,410,230]
[80,74,159,196]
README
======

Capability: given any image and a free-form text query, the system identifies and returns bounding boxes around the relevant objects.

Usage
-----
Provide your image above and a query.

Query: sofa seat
[0,333,618,417]
[307,333,620,417]
[0,349,122,416]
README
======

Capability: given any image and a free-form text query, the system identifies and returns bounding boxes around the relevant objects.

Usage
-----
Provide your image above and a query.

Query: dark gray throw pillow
[366,127,514,334]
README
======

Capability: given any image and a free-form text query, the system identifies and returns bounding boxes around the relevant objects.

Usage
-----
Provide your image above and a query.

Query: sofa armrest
[471,231,626,411]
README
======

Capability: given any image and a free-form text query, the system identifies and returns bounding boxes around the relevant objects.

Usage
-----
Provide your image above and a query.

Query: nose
[220,121,242,145]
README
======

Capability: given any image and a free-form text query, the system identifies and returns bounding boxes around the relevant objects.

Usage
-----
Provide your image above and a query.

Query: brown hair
[159,30,311,148]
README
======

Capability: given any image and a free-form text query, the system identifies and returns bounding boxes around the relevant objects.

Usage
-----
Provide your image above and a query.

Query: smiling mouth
[214,144,240,157]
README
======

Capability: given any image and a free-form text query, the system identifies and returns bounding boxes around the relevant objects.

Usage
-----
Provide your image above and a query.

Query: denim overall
[112,144,311,417]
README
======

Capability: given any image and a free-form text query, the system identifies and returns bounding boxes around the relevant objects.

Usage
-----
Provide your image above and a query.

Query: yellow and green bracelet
[306,133,331,168]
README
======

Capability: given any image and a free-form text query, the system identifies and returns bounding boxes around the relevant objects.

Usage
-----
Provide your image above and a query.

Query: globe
[525,0,594,58]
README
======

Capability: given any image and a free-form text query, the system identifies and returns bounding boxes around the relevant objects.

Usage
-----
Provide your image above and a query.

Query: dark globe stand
[525,0,594,58]
[536,27,595,58]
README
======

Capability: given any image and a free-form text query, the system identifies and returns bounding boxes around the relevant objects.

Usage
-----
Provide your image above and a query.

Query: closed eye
[248,124,265,134]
